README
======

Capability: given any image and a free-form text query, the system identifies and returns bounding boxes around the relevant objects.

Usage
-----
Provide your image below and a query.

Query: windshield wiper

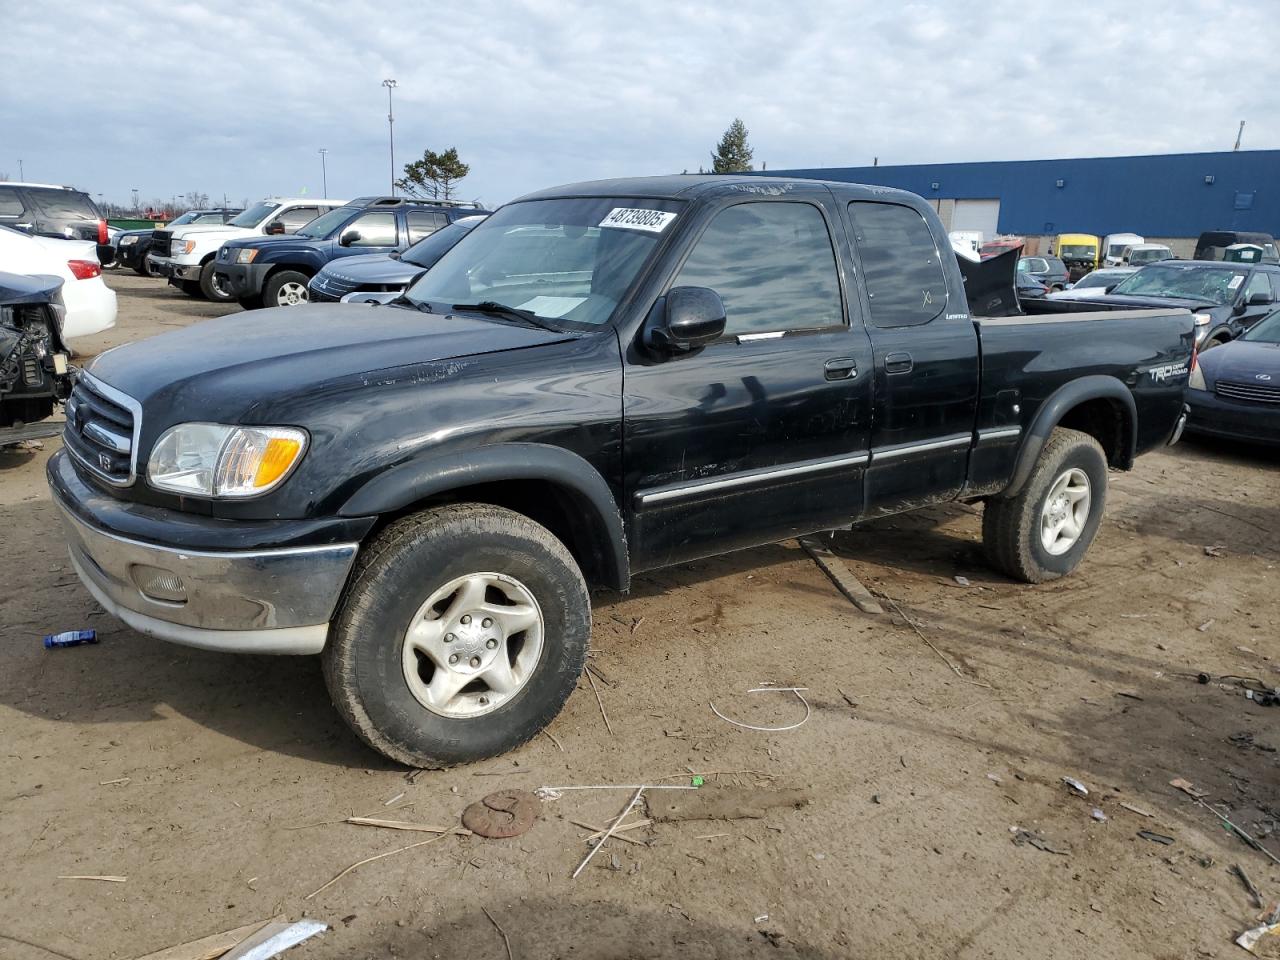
[386,295,433,313]
[452,301,559,332]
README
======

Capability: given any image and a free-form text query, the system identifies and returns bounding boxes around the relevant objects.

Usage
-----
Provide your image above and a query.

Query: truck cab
[215,197,488,309]
[148,197,348,302]
[1102,232,1143,267]
[1054,233,1101,281]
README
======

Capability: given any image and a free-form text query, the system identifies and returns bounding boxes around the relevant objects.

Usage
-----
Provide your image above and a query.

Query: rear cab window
[672,200,844,337]
[847,201,948,327]
[32,189,100,220]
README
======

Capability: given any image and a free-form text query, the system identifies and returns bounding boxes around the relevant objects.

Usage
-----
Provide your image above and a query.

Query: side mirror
[1103,283,1119,293]
[645,286,727,353]
[339,229,361,247]
[265,221,286,235]
[1246,291,1272,307]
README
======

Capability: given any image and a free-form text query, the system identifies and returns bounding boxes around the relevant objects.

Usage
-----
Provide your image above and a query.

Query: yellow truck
[1053,233,1101,281]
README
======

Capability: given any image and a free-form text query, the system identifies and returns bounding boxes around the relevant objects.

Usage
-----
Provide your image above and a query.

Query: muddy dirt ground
[2,272,1278,959]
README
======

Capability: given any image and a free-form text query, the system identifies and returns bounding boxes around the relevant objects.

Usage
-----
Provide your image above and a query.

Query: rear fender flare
[338,442,629,589]
[1001,375,1136,499]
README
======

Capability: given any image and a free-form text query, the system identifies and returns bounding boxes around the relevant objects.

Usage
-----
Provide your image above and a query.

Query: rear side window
[673,201,843,336]
[279,206,322,231]
[32,189,99,220]
[0,187,26,218]
[407,211,448,242]
[848,201,947,327]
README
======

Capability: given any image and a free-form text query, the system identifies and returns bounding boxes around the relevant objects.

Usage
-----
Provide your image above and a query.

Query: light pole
[318,148,328,198]
[18,159,24,180]
[131,188,139,214]
[382,79,397,196]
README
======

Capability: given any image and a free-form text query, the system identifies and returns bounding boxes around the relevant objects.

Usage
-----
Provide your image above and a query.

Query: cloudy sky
[2,0,1276,209]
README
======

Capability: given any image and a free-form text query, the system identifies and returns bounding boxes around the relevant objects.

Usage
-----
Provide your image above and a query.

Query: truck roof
[514,174,921,205]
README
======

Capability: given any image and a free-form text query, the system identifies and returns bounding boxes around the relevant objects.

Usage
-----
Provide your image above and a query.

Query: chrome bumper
[54,495,358,655]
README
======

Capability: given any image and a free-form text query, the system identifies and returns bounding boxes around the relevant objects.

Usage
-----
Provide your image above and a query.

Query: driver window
[347,213,397,247]
[1243,272,1274,302]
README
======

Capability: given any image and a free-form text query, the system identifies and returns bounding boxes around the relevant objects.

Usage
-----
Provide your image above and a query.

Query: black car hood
[87,303,576,425]
[318,253,420,285]
[1199,339,1280,386]
[1086,294,1227,315]
[0,271,62,305]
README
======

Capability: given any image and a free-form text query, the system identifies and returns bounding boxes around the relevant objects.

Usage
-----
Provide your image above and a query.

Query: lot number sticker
[599,208,677,233]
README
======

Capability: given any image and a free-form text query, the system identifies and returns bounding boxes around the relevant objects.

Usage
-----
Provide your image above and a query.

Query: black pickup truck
[49,175,1194,767]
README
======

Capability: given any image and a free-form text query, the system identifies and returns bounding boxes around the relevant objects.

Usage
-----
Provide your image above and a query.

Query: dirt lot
[2,272,1278,960]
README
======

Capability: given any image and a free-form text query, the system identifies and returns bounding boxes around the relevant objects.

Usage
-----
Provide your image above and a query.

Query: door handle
[885,352,914,375]
[823,357,857,381]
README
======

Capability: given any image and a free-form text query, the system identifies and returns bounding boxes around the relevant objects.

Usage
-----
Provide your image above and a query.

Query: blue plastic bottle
[43,630,98,649]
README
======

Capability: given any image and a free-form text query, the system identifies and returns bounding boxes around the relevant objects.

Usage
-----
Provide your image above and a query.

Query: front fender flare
[1001,375,1136,499]
[338,442,629,590]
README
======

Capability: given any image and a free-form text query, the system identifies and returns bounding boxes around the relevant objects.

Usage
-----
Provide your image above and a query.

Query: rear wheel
[199,261,235,303]
[264,270,311,308]
[982,427,1107,583]
[132,261,151,277]
[323,503,590,767]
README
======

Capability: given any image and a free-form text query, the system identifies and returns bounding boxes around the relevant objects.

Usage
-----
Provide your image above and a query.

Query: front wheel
[982,427,1108,583]
[323,503,590,767]
[264,270,311,308]
[200,261,236,303]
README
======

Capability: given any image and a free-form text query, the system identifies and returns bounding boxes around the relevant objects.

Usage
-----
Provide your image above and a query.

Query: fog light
[130,564,188,603]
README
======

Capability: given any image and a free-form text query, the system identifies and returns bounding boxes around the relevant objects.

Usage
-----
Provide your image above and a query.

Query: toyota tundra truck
[50,175,1194,768]
[147,197,347,302]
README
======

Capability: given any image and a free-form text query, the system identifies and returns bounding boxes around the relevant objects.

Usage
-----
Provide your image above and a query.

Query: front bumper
[49,450,365,654]
[149,255,203,282]
[214,261,272,299]
[117,242,149,269]
[1184,389,1280,447]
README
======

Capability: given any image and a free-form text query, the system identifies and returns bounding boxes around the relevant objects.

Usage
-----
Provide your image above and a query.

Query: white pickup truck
[148,197,347,301]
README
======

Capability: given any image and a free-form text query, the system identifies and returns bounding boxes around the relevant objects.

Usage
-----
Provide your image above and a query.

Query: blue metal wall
[764,151,1280,237]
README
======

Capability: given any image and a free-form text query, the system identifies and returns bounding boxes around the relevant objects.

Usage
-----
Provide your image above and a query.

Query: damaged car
[1,271,73,442]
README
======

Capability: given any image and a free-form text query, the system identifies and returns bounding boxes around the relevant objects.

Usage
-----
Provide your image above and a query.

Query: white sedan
[0,226,117,339]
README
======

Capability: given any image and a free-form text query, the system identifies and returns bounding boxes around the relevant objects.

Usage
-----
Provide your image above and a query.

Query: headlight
[120,235,138,245]
[147,423,308,498]
[1193,313,1211,344]
[181,239,197,255]
[235,248,259,264]
[1187,360,1207,391]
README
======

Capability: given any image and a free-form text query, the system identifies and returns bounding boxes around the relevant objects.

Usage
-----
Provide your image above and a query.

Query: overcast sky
[3,0,1276,210]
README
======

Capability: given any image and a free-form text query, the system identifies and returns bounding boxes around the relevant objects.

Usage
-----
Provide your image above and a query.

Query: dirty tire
[982,427,1107,584]
[323,503,590,768]
[179,279,204,298]
[199,261,235,303]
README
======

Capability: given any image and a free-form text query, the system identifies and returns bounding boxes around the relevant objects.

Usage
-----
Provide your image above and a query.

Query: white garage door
[951,199,1000,239]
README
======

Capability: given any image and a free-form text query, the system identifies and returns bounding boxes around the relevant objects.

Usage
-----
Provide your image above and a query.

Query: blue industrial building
[763,150,1280,241]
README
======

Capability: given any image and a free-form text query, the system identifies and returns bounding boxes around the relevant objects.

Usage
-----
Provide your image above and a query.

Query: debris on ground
[461,789,541,839]
[710,685,811,732]
[1197,619,1215,633]
[799,538,884,614]
[1120,802,1155,818]
[1062,776,1090,797]
[304,827,464,900]
[1091,808,1108,822]
[648,787,811,823]
[132,916,286,960]
[56,874,125,882]
[1235,906,1280,955]
[1233,864,1265,909]
[1011,828,1069,855]
[345,817,457,834]
[43,629,97,649]
[1170,777,1208,799]
[221,919,327,960]
[1204,545,1227,557]
[1137,830,1175,845]
[954,575,971,587]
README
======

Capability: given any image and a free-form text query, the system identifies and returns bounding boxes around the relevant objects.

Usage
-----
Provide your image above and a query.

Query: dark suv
[0,182,110,263]
[216,197,489,309]
[1017,255,1070,291]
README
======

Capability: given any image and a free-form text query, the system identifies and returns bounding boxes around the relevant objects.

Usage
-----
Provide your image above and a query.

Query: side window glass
[1244,272,1273,301]
[849,201,948,327]
[673,201,843,336]
[348,212,397,247]
[0,187,26,218]
[279,206,321,231]
[407,211,447,242]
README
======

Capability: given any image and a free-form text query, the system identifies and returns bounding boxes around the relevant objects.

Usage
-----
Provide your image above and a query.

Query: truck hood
[224,235,323,252]
[167,224,256,240]
[320,253,419,285]
[1198,338,1280,386]
[1075,294,1228,316]
[86,302,577,426]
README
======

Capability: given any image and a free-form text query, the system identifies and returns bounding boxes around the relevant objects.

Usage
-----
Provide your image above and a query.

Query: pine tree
[710,118,754,174]
[397,147,471,200]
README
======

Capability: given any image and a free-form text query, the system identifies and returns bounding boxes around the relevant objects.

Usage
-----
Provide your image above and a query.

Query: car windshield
[1059,244,1095,259]
[402,219,481,268]
[404,197,684,327]
[228,201,279,228]
[296,206,358,238]
[1109,264,1248,304]
[168,212,200,226]
[1128,248,1168,265]
[1075,272,1115,289]
[1242,309,1280,343]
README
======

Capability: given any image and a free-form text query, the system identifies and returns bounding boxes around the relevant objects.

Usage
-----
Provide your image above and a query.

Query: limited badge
[599,208,677,233]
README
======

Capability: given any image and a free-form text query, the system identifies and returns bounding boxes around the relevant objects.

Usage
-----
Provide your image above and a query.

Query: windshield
[297,205,357,238]
[1110,264,1248,304]
[1059,244,1095,259]
[169,211,200,226]
[1128,248,1169,265]
[1242,309,1280,343]
[405,197,684,326]
[402,219,481,268]
[1075,271,1115,289]
[229,201,279,228]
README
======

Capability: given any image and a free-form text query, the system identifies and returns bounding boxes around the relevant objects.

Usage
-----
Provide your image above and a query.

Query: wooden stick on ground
[585,669,614,735]
[305,827,461,900]
[481,907,513,960]
[345,817,456,834]
[881,595,992,689]
[572,787,643,878]
[57,875,126,883]
[542,729,564,752]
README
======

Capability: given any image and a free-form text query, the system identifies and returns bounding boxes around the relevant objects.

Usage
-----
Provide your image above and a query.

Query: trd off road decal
[1148,361,1189,383]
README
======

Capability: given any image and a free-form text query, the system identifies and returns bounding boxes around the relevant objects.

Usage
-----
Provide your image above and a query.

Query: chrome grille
[1215,379,1280,405]
[63,373,142,486]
